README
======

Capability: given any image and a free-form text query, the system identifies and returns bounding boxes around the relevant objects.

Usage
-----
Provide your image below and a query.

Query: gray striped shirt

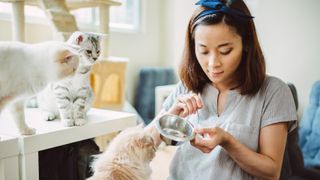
[163,76,297,180]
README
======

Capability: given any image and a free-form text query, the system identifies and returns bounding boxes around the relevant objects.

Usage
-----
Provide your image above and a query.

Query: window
[0,2,46,23]
[70,0,140,31]
[109,0,141,31]
[71,8,97,26]
[0,0,141,32]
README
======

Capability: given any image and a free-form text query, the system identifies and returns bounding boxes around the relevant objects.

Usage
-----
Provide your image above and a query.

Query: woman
[147,0,297,179]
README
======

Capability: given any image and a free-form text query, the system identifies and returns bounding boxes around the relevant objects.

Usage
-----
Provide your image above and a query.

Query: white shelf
[0,108,137,180]
[0,135,19,180]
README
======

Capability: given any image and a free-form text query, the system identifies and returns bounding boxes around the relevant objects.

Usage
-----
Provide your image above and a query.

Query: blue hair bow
[194,0,254,22]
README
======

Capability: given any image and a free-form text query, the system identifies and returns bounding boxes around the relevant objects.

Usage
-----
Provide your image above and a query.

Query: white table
[0,108,136,180]
[0,135,19,180]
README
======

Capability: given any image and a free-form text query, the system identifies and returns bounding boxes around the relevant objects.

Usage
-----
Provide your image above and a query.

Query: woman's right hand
[167,93,203,118]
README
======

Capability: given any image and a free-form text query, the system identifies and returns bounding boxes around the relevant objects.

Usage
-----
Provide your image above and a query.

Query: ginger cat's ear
[58,49,79,65]
[54,48,79,78]
[135,134,154,148]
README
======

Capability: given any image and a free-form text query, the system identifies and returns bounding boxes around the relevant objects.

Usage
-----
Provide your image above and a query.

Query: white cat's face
[68,31,104,65]
[80,35,101,64]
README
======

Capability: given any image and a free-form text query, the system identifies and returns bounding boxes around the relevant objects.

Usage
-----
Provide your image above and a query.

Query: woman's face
[194,23,243,89]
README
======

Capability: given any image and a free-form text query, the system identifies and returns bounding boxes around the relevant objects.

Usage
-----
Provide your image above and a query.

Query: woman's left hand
[191,126,230,153]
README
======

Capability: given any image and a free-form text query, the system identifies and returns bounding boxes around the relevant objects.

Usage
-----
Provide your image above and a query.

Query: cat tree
[2,0,130,151]
[1,0,128,110]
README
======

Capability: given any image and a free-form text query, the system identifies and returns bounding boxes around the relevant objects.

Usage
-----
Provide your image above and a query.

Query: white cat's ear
[76,35,84,45]
[89,32,108,39]
[68,31,85,45]
[99,33,108,40]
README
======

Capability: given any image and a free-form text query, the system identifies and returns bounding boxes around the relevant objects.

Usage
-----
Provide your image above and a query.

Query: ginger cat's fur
[89,126,156,180]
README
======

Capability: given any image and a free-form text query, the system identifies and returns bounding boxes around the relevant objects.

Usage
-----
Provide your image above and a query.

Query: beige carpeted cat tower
[3,0,129,151]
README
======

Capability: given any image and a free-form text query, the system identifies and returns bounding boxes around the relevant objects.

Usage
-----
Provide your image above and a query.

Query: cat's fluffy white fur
[0,41,79,135]
[88,125,156,180]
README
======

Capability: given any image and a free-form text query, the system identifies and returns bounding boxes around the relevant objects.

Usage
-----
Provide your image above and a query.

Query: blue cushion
[299,80,320,167]
[134,67,177,125]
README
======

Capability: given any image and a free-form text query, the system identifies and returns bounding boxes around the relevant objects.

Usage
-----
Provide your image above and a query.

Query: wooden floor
[150,145,177,180]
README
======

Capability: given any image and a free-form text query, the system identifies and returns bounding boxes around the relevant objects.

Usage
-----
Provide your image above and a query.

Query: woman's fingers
[198,146,212,153]
[168,93,203,117]
[192,93,203,109]
[191,142,210,153]
[176,102,189,117]
[188,97,198,114]
[177,93,203,115]
[177,95,193,114]
[191,137,215,153]
[193,126,228,152]
[195,127,215,135]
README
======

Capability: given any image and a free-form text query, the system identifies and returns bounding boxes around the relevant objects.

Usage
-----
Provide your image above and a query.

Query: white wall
[162,0,320,117]
[254,0,320,116]
[109,0,163,103]
[161,0,194,69]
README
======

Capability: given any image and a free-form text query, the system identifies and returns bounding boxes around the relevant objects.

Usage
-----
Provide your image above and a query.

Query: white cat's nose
[93,57,98,61]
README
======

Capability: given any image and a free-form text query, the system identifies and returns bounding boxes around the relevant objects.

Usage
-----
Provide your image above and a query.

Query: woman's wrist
[220,131,234,149]
[167,107,179,115]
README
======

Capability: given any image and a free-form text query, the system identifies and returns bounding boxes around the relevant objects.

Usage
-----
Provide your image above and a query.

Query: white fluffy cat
[88,125,156,180]
[0,41,79,135]
[37,32,103,127]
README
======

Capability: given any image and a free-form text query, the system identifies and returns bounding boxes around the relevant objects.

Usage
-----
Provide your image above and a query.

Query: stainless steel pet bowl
[155,114,195,146]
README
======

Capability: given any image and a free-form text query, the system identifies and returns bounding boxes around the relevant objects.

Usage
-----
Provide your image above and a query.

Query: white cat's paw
[20,127,36,135]
[42,111,56,121]
[75,118,87,126]
[61,118,74,127]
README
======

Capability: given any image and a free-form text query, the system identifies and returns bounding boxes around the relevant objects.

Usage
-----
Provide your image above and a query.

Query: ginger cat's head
[47,42,80,81]
[90,125,156,180]
[105,125,156,163]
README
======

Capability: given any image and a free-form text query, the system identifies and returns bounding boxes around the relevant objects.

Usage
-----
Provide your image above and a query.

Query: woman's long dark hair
[179,0,265,95]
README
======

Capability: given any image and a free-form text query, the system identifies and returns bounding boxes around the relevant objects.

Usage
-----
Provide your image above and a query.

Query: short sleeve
[162,81,189,111]
[261,77,298,132]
